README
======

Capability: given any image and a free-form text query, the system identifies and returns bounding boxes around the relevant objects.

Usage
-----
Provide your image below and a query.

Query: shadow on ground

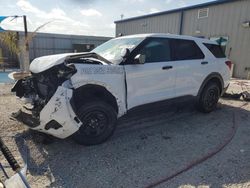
[15,99,250,188]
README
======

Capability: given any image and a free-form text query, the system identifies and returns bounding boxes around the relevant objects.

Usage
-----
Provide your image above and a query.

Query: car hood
[29,52,88,73]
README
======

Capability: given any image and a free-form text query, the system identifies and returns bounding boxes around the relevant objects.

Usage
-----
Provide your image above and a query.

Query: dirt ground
[0,80,250,188]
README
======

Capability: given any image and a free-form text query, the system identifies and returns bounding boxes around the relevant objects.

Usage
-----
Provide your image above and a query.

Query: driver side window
[136,38,171,64]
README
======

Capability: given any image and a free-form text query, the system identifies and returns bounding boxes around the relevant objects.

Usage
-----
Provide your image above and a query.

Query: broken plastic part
[11,110,40,128]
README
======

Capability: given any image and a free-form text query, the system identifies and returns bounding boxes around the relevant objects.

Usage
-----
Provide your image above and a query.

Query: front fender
[70,64,127,117]
[33,86,82,138]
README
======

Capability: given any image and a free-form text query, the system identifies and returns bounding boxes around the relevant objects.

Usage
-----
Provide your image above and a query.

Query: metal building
[115,0,250,79]
[0,31,111,69]
[25,32,111,60]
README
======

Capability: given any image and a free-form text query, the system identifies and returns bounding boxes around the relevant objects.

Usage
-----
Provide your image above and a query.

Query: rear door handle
[162,65,173,70]
[201,61,208,65]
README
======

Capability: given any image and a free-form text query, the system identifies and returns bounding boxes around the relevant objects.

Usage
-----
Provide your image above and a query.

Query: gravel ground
[0,80,250,188]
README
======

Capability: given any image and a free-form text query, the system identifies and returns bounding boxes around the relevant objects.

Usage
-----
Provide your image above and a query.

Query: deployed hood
[29,52,110,74]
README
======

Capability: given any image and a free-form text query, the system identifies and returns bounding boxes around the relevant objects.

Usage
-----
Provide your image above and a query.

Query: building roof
[114,0,238,23]
[117,33,216,44]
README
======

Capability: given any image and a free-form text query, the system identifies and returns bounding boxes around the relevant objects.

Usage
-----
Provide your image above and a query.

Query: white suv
[11,33,231,145]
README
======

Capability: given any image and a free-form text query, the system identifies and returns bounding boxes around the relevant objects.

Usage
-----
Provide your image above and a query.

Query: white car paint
[125,61,176,109]
[29,52,87,73]
[33,86,82,139]
[70,64,127,117]
[173,40,215,97]
[16,33,230,139]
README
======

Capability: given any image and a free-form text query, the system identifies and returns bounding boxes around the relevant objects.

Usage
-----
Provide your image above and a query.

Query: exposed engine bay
[12,63,76,117]
[11,52,109,139]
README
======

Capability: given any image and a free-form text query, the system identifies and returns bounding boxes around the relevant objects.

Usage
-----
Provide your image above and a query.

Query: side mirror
[134,54,145,64]
[121,48,130,58]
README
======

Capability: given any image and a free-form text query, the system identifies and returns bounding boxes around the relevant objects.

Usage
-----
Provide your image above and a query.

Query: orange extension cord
[145,103,248,188]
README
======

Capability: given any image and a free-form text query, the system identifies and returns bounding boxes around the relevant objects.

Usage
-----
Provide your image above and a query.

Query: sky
[0,0,213,37]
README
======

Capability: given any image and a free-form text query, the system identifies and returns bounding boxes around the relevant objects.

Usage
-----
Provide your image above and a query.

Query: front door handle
[162,65,173,70]
[201,61,208,65]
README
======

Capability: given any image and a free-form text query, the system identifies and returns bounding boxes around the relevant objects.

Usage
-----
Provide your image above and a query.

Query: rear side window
[171,39,204,61]
[203,43,226,58]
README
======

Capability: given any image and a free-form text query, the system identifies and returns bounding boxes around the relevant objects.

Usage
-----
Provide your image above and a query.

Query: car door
[169,38,207,97]
[124,38,176,110]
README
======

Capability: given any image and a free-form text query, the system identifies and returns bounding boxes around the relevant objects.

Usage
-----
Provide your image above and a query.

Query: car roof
[117,33,217,44]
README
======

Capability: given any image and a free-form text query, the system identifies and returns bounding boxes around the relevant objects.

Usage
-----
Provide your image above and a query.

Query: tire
[72,101,117,146]
[197,82,220,113]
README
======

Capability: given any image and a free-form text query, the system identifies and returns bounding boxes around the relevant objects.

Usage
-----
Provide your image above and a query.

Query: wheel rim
[204,87,219,108]
[79,110,108,137]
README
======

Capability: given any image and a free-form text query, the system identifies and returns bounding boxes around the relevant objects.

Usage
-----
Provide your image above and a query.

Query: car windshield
[91,37,145,64]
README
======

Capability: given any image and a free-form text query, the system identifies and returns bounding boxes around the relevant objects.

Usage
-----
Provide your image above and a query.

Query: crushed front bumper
[13,86,82,139]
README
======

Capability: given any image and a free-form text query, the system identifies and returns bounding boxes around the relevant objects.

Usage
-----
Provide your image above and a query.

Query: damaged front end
[11,63,82,139]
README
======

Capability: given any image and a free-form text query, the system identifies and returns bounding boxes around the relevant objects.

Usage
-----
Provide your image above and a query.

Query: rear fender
[197,72,224,97]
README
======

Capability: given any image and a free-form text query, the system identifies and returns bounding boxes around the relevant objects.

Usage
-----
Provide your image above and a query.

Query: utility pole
[23,15,28,41]
[120,14,124,20]
[22,15,30,72]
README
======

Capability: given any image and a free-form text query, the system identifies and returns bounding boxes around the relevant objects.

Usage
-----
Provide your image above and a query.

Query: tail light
[225,61,232,70]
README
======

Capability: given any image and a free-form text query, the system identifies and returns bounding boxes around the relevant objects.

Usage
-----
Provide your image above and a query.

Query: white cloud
[17,1,69,21]
[80,9,102,17]
[12,0,90,35]
[165,0,173,4]
[47,8,66,19]
[137,10,146,15]
[177,0,187,7]
[149,8,160,14]
[108,23,115,29]
[121,0,144,3]
[16,0,43,14]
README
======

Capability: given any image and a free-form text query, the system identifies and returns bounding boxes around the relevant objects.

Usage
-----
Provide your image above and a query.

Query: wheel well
[73,84,118,113]
[198,74,224,96]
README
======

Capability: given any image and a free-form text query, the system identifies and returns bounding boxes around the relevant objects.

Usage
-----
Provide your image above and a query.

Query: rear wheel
[72,101,117,146]
[197,82,220,113]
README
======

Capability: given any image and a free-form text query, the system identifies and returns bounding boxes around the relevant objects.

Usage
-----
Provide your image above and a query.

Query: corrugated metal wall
[182,0,250,79]
[116,12,181,36]
[24,32,111,61]
[0,32,111,68]
[115,0,250,79]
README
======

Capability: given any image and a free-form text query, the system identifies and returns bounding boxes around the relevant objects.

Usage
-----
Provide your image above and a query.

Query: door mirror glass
[134,54,146,64]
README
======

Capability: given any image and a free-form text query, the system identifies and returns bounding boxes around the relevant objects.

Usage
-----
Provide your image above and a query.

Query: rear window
[171,39,205,61]
[203,43,226,58]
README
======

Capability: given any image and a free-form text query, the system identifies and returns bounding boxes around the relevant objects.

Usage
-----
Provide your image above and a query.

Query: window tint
[138,38,171,63]
[171,39,204,60]
[204,43,226,58]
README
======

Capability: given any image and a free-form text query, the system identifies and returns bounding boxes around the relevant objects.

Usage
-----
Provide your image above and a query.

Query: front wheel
[197,82,220,113]
[72,101,117,146]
